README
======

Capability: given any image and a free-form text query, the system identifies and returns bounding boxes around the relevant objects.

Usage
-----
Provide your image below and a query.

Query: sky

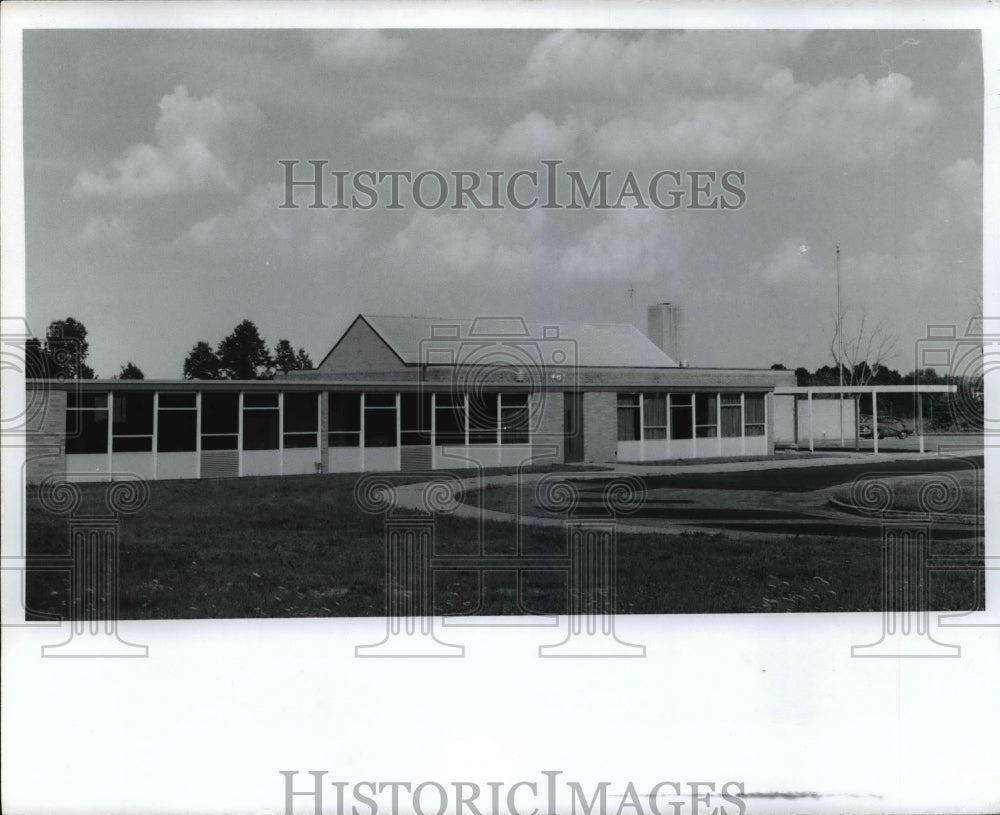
[22,28,984,378]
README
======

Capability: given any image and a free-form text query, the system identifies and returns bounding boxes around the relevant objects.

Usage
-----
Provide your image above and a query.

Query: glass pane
[201,393,239,434]
[401,393,432,432]
[157,410,197,452]
[158,393,196,409]
[283,432,318,449]
[670,403,693,439]
[721,393,741,406]
[328,432,360,448]
[112,436,152,453]
[112,392,153,436]
[283,393,318,433]
[643,393,667,427]
[243,410,279,450]
[469,393,498,444]
[721,405,742,437]
[201,434,238,451]
[364,405,397,447]
[745,394,765,424]
[435,403,465,445]
[243,393,279,408]
[67,392,108,409]
[617,407,640,441]
[364,393,396,408]
[65,409,108,454]
[329,393,361,432]
[695,393,718,425]
[617,393,639,407]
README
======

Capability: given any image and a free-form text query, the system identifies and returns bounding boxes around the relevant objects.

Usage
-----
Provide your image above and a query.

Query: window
[158,393,197,453]
[364,393,397,447]
[744,394,766,436]
[468,392,499,444]
[500,393,530,444]
[401,393,432,446]
[669,393,694,440]
[329,393,361,447]
[111,393,153,452]
[617,393,640,441]
[201,393,239,450]
[434,393,465,445]
[65,393,109,455]
[283,393,318,448]
[243,394,279,451]
[695,393,718,438]
[642,393,668,440]
[720,393,741,438]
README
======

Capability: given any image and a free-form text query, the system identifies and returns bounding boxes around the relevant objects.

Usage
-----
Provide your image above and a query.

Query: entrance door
[564,392,584,462]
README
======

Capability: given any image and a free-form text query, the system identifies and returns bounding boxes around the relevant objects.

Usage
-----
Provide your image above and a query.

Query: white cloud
[72,86,261,198]
[494,112,586,160]
[521,30,938,166]
[361,109,430,141]
[749,237,822,284]
[912,158,982,250]
[78,215,134,249]
[183,183,363,260]
[558,210,686,281]
[310,30,405,68]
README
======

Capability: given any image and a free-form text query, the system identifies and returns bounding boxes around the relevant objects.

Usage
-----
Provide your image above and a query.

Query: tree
[830,305,898,387]
[26,318,95,379]
[217,320,272,380]
[770,363,787,371]
[118,362,145,380]
[273,339,313,373]
[183,341,222,380]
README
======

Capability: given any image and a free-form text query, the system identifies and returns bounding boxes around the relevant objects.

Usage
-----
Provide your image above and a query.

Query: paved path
[393,449,979,538]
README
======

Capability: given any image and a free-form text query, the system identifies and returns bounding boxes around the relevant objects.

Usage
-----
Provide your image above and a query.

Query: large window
[617,393,640,441]
[283,393,319,448]
[720,393,742,438]
[329,393,361,447]
[695,393,718,438]
[243,393,279,451]
[468,392,499,444]
[642,393,668,440]
[434,394,465,445]
[500,393,530,444]
[364,394,397,447]
[744,394,766,436]
[157,393,197,453]
[112,392,154,452]
[401,393,432,446]
[201,393,239,450]
[669,393,694,440]
[65,392,109,455]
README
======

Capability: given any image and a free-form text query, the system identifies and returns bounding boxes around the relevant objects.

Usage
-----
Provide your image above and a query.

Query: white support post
[195,392,202,478]
[872,388,879,456]
[808,390,814,453]
[918,393,925,454]
[237,392,244,476]
[152,392,159,480]
[107,391,114,476]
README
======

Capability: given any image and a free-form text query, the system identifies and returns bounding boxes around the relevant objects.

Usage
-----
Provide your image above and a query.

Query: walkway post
[872,388,879,455]
[808,390,814,453]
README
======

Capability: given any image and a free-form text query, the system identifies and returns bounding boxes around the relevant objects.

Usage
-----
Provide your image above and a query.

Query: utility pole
[837,245,845,446]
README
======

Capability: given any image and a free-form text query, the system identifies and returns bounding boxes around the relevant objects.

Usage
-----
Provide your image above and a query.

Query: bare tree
[830,305,899,386]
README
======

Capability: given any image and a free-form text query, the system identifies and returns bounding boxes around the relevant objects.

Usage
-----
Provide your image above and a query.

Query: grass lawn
[24,467,984,619]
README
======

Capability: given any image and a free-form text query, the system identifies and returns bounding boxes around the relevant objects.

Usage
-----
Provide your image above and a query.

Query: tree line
[26,317,312,380]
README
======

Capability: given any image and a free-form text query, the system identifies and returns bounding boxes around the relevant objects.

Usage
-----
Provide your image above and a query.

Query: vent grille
[400,446,432,472]
[200,450,239,478]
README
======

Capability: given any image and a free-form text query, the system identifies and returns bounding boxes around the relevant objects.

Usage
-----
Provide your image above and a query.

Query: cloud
[558,210,687,281]
[494,112,587,160]
[78,215,134,249]
[183,183,364,260]
[72,86,261,198]
[310,30,405,68]
[520,30,938,166]
[911,158,982,250]
[360,109,430,141]
[749,238,822,284]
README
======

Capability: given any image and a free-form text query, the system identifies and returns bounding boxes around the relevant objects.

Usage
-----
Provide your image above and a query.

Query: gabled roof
[344,314,678,368]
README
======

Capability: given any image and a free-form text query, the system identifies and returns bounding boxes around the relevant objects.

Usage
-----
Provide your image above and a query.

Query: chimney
[647,303,683,362]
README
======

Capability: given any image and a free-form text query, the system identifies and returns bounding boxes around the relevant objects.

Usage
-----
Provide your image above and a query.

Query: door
[564,392,584,462]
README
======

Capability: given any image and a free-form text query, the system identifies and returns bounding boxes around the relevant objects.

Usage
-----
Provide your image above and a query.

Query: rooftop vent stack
[647,303,683,363]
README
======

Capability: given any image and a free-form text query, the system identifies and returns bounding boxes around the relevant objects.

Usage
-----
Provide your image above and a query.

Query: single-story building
[23,311,798,483]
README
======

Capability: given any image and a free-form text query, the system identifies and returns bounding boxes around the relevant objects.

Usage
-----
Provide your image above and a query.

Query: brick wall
[583,391,617,464]
[531,391,564,464]
[24,387,67,484]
